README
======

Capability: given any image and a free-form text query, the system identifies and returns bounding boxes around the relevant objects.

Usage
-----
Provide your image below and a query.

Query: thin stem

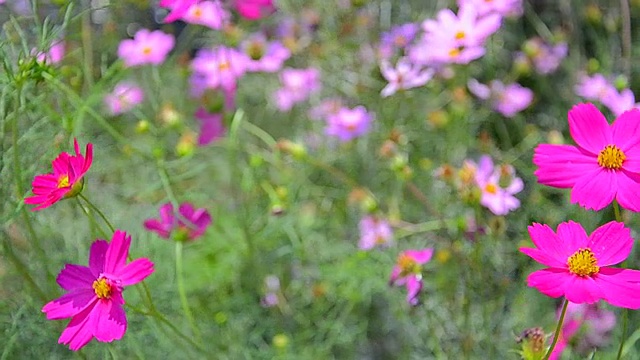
[75,197,109,239]
[613,201,622,223]
[544,298,569,360]
[78,193,115,233]
[175,241,201,342]
[620,0,632,78]
[616,309,629,360]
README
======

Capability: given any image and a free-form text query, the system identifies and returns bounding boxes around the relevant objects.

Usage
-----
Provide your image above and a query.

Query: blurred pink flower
[378,22,420,59]
[468,79,533,117]
[42,230,154,351]
[308,98,344,121]
[34,41,65,64]
[549,302,616,360]
[601,88,640,117]
[159,0,198,22]
[144,202,212,241]
[457,0,523,17]
[474,155,523,215]
[574,73,615,101]
[325,106,373,142]
[180,0,229,29]
[389,249,433,306]
[522,38,567,75]
[273,67,321,111]
[190,46,249,95]
[358,216,393,250]
[104,82,144,115]
[117,29,174,67]
[194,107,225,146]
[25,139,93,211]
[520,221,640,308]
[379,57,434,97]
[241,33,290,72]
[260,275,280,307]
[533,103,640,211]
[235,0,275,20]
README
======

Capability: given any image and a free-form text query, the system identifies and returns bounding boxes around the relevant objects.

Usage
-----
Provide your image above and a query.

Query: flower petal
[405,275,422,306]
[570,169,617,211]
[58,303,96,351]
[533,144,597,188]
[520,247,566,268]
[563,276,604,304]
[556,221,589,252]
[615,171,640,212]
[568,103,612,154]
[527,223,571,262]
[115,258,154,286]
[595,271,640,309]
[599,267,640,282]
[611,108,640,151]
[89,240,108,276]
[42,290,97,320]
[526,268,569,298]
[104,230,131,274]
[405,249,433,264]
[90,296,127,342]
[56,264,94,291]
[587,221,632,266]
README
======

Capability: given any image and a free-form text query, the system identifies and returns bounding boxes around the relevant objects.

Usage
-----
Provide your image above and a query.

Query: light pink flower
[457,0,523,17]
[194,108,225,146]
[180,0,229,29]
[241,33,290,73]
[523,38,568,75]
[358,216,393,250]
[104,82,144,115]
[378,23,420,59]
[273,67,321,111]
[190,46,249,95]
[325,106,373,142]
[34,41,65,64]
[520,221,640,308]
[574,73,615,101]
[389,249,433,306]
[24,139,93,211]
[144,202,212,241]
[379,57,434,97]
[117,29,174,67]
[468,79,533,117]
[234,0,275,20]
[602,88,640,117]
[42,230,154,351]
[533,103,640,211]
[474,155,523,215]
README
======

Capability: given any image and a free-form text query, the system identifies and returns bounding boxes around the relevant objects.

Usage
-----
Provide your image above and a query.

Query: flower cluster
[575,73,639,116]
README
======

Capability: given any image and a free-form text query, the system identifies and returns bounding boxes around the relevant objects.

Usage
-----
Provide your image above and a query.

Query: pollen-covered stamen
[57,174,70,188]
[92,278,112,299]
[484,183,498,194]
[597,144,626,170]
[455,31,466,40]
[567,248,599,277]
[397,254,420,276]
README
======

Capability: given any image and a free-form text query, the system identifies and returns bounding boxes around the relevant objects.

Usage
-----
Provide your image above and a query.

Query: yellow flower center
[92,278,112,299]
[455,31,466,40]
[567,248,599,277]
[397,254,420,276]
[448,47,461,58]
[193,8,203,18]
[219,61,230,71]
[597,144,626,170]
[484,183,498,194]
[142,46,152,55]
[57,174,70,188]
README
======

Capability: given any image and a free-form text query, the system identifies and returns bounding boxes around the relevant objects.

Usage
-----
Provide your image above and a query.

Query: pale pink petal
[58,305,96,351]
[104,230,130,274]
[570,169,617,211]
[42,290,97,320]
[533,144,598,188]
[56,264,94,291]
[568,103,612,154]
[90,298,127,342]
[526,268,569,298]
[519,247,566,268]
[615,171,640,212]
[595,272,640,309]
[563,276,604,304]
[89,240,108,276]
[587,221,632,266]
[611,108,640,151]
[114,259,154,286]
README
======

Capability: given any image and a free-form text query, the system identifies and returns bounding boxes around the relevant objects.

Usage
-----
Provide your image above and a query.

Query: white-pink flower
[117,29,175,67]
[379,57,433,97]
[180,0,229,29]
[474,155,523,215]
[104,82,145,115]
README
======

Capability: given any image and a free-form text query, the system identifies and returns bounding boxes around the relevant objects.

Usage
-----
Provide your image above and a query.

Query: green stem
[617,309,629,360]
[544,298,569,360]
[78,193,115,233]
[613,201,622,223]
[175,241,201,341]
[75,197,109,239]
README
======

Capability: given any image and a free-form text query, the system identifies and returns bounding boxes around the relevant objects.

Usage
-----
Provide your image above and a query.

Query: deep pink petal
[114,258,154,286]
[570,169,617,211]
[143,219,171,238]
[405,275,422,306]
[556,221,589,252]
[42,290,97,320]
[611,108,640,151]
[104,230,130,274]
[621,147,640,172]
[587,221,632,266]
[526,268,569,298]
[527,223,571,261]
[90,298,127,342]
[82,142,93,174]
[568,103,612,154]
[533,144,597,188]
[56,264,94,291]
[563,276,604,304]
[58,303,96,351]
[599,267,640,282]
[615,171,640,212]
[89,240,108,276]
[594,272,640,309]
[159,203,175,225]
[405,248,433,264]
[519,247,566,268]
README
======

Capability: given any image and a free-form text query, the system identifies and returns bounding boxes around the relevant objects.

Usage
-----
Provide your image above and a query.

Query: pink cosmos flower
[104,82,144,115]
[474,155,523,215]
[379,57,434,97]
[190,46,249,95]
[602,88,640,117]
[194,107,225,146]
[325,106,373,142]
[308,98,344,121]
[457,0,523,17]
[34,41,65,64]
[144,202,212,241]
[358,216,393,250]
[241,33,291,73]
[235,0,275,20]
[273,67,321,111]
[42,230,154,351]
[117,29,175,67]
[378,23,420,59]
[574,73,615,101]
[468,79,533,117]
[159,0,198,22]
[520,221,640,308]
[180,0,229,29]
[521,37,568,75]
[549,302,616,360]
[533,103,640,211]
[389,248,433,305]
[24,139,93,211]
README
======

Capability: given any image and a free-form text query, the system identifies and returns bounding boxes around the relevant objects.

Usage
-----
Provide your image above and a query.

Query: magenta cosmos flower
[389,248,433,305]
[159,0,198,22]
[534,103,640,211]
[24,139,93,211]
[117,29,175,67]
[235,0,275,20]
[520,221,640,308]
[144,202,212,241]
[42,230,154,351]
[194,107,225,146]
